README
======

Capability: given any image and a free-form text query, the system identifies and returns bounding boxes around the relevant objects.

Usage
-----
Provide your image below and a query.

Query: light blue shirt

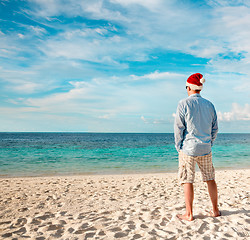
[174,93,218,156]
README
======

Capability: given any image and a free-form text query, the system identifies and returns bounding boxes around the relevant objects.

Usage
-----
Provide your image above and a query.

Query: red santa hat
[186,73,205,90]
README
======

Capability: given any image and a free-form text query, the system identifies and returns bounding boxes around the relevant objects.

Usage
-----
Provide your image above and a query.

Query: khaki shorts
[178,151,215,185]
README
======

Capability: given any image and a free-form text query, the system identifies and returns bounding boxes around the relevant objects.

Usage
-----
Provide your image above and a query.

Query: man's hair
[186,86,201,93]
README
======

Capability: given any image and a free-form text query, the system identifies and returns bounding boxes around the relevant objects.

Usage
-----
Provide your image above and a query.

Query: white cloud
[29,0,128,22]
[110,0,163,10]
[38,25,146,65]
[98,113,115,119]
[206,4,250,74]
[217,103,250,121]
[131,71,185,81]
[16,0,249,63]
[19,0,250,76]
[10,71,179,123]
[18,33,25,39]
[12,81,44,94]
[141,115,147,123]
[0,68,49,94]
[24,1,217,63]
[141,115,168,124]
[30,26,47,35]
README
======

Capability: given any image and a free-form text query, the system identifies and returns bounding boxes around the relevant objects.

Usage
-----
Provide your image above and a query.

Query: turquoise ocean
[0,133,249,177]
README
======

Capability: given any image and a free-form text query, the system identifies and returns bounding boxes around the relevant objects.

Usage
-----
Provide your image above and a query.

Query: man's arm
[211,107,218,146]
[174,102,186,152]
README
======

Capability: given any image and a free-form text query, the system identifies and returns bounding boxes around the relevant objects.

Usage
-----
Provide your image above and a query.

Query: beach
[0,169,249,239]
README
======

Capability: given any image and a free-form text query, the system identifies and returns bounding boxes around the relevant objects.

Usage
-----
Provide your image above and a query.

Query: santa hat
[186,73,205,90]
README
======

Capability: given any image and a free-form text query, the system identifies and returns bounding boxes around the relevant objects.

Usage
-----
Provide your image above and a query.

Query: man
[174,73,220,221]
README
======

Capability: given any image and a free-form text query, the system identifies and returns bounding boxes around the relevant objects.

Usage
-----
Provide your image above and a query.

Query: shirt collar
[189,93,201,98]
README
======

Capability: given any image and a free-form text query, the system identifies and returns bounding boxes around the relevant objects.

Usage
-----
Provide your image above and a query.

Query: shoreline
[1,165,250,179]
[1,169,249,239]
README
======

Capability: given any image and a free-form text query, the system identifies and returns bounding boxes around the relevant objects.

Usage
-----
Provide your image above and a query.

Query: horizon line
[0,132,249,134]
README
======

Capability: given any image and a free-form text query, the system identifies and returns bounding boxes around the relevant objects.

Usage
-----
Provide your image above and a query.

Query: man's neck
[188,90,201,96]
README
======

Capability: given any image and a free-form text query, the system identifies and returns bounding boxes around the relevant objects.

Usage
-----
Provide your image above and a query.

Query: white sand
[0,169,249,239]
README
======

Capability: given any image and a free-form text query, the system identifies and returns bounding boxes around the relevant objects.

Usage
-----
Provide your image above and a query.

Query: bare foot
[177,213,194,221]
[208,210,221,217]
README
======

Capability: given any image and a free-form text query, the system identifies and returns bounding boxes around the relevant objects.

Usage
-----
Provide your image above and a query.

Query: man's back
[174,93,218,156]
[174,73,220,221]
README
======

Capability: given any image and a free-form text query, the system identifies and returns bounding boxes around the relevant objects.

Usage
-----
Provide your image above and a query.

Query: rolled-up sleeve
[174,102,186,152]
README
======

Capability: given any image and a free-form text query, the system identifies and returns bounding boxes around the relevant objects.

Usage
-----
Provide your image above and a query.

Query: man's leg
[177,183,194,221]
[178,151,195,221]
[206,180,220,217]
[196,153,220,217]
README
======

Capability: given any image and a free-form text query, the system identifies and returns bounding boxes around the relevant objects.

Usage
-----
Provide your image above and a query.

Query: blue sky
[0,0,250,132]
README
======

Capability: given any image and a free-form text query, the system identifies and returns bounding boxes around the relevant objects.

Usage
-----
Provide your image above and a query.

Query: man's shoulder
[200,96,215,107]
[188,94,215,105]
[177,98,188,110]
[178,96,189,105]
[178,95,215,108]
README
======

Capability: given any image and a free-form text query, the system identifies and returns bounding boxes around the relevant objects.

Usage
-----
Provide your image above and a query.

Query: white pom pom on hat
[186,73,205,90]
[200,77,205,84]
